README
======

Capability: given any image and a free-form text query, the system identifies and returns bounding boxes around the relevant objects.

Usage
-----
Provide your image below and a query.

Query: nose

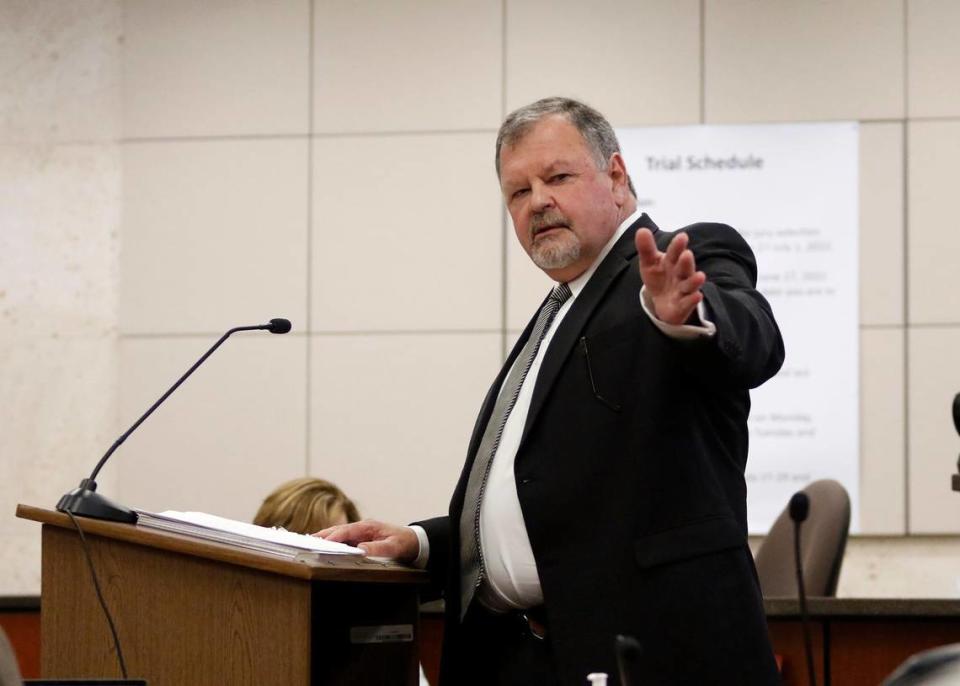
[530,180,554,213]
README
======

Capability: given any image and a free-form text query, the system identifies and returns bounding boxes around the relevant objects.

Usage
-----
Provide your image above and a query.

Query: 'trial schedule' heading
[644,154,764,172]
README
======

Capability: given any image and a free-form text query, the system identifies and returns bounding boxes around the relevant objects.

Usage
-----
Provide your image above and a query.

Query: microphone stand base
[56,478,138,524]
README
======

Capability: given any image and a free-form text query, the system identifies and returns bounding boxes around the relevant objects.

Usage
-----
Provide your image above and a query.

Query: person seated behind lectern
[254,477,431,686]
[254,477,360,532]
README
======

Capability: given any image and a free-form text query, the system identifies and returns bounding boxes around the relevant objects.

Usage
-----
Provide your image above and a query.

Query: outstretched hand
[315,519,419,562]
[635,228,706,326]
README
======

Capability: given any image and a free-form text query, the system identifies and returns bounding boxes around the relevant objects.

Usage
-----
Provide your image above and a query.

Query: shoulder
[655,221,758,280]
[678,222,750,251]
[659,221,755,257]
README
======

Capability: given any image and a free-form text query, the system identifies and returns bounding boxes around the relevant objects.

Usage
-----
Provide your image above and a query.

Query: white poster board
[617,122,859,533]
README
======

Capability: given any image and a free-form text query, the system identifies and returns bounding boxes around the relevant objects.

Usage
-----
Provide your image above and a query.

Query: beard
[529,211,581,270]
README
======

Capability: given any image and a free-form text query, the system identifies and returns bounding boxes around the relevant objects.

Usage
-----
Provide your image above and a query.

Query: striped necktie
[458,282,572,620]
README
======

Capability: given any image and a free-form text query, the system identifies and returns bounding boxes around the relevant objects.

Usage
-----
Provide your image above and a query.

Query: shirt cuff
[639,286,716,339]
[408,525,430,569]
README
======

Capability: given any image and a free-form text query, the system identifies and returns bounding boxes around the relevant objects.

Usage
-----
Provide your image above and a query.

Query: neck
[619,196,638,223]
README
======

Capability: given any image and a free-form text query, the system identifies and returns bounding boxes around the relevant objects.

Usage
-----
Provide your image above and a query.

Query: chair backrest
[754,479,851,597]
[881,643,960,685]
[0,627,23,686]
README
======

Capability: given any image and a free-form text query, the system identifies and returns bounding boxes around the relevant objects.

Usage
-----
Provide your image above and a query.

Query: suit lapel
[519,213,659,449]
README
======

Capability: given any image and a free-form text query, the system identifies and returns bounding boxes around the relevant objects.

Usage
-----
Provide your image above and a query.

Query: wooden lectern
[16,505,427,685]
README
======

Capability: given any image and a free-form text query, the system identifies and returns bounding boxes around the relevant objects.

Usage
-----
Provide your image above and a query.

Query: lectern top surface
[16,504,427,585]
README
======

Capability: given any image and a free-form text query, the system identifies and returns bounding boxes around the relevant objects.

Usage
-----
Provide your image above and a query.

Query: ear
[607,152,630,205]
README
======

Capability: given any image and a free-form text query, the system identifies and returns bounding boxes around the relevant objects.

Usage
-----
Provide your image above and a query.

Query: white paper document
[136,509,363,557]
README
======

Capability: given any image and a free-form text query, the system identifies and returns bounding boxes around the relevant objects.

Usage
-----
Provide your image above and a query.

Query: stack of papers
[136,509,364,559]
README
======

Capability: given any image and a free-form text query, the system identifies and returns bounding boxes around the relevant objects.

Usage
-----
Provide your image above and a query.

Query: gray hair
[495,97,636,196]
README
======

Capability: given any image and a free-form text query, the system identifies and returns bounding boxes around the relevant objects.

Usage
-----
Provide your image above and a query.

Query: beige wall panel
[908,0,960,118]
[0,0,122,144]
[704,0,904,122]
[752,535,960,598]
[118,336,306,522]
[313,0,502,133]
[836,537,960,598]
[3,337,118,502]
[123,0,309,138]
[907,121,960,325]
[0,144,120,339]
[312,133,501,332]
[310,333,501,525]
[1,3,123,594]
[121,138,308,334]
[1,144,121,593]
[506,0,700,126]
[907,327,960,534]
[860,123,904,326]
[1,337,118,594]
[859,328,906,534]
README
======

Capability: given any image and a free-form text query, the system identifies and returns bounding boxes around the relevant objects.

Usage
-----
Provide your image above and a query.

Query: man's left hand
[635,228,707,326]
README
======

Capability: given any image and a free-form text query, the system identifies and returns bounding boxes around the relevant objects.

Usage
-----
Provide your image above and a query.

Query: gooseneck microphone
[790,491,817,686]
[56,318,292,523]
[615,634,643,686]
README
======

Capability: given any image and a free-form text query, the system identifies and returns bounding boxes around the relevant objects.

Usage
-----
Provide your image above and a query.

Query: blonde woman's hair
[253,477,360,534]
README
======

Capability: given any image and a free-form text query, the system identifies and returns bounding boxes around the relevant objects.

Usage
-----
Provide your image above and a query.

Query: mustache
[530,212,571,237]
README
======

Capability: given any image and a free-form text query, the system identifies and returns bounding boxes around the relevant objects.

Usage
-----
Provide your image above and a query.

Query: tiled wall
[1,0,123,593]
[6,0,960,595]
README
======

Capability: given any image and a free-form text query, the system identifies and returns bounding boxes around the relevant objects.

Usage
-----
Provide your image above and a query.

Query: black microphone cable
[65,511,129,679]
[790,492,817,686]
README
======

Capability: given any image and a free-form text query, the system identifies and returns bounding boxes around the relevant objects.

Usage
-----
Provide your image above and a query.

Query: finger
[675,290,704,315]
[663,232,688,266]
[677,271,707,296]
[673,250,698,281]
[320,521,378,543]
[357,541,398,557]
[358,533,417,562]
[317,524,354,542]
[635,228,661,267]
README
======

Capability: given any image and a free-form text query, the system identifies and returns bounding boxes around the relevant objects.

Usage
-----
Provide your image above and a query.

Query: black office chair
[754,479,851,597]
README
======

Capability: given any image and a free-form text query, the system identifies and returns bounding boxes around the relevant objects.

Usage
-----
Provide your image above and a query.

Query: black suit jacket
[420,214,785,685]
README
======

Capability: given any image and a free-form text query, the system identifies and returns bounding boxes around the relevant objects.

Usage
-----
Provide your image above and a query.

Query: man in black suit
[320,97,784,685]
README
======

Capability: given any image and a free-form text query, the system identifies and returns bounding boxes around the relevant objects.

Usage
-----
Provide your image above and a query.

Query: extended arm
[637,224,784,389]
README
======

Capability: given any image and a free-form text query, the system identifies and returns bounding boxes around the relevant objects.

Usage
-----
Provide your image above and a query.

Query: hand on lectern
[316,519,419,562]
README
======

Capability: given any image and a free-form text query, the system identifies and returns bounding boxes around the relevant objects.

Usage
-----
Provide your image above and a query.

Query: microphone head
[268,318,292,334]
[615,634,642,661]
[789,492,810,523]
[953,393,960,436]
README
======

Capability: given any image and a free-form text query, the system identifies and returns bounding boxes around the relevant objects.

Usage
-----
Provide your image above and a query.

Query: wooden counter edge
[765,596,960,618]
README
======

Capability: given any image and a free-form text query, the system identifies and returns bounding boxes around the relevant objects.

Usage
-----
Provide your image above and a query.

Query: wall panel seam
[500,0,508,361]
[902,0,911,532]
[305,0,316,474]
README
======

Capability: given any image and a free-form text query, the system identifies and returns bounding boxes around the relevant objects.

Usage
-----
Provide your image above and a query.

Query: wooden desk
[766,597,960,686]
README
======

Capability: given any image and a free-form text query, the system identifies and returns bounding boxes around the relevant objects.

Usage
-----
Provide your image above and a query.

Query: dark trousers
[451,603,560,686]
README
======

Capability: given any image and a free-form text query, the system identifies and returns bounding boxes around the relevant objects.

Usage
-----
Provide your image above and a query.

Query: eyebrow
[503,159,574,187]
[543,160,575,175]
